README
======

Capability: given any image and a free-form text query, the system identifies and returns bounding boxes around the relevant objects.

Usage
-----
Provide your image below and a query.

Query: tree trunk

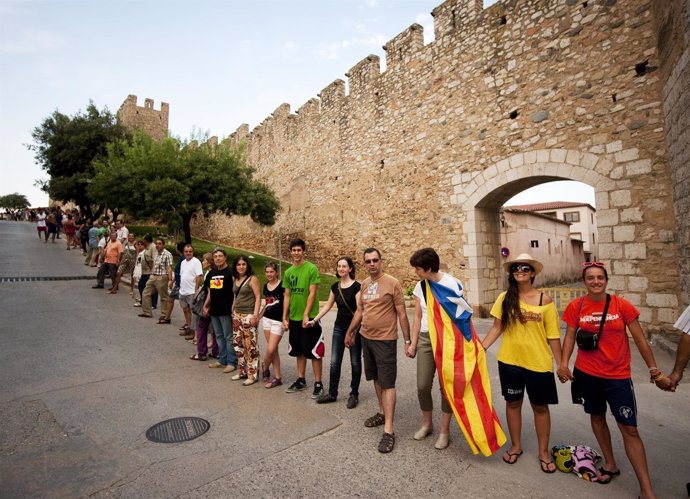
[181,213,193,244]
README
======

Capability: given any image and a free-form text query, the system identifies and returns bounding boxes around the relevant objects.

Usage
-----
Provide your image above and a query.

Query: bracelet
[650,371,665,382]
[648,366,658,372]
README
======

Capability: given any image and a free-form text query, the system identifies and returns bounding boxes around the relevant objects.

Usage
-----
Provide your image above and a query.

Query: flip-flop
[598,468,620,482]
[540,459,557,474]
[157,318,171,324]
[502,450,523,464]
[189,354,207,361]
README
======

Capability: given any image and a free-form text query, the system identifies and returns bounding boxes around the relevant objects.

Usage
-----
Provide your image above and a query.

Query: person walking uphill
[282,239,325,398]
[345,248,411,453]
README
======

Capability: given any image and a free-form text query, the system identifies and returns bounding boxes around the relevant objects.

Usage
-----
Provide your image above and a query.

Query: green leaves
[0,193,30,209]
[91,130,280,242]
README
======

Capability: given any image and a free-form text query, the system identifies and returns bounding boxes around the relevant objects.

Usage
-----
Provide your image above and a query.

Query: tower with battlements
[116,95,169,141]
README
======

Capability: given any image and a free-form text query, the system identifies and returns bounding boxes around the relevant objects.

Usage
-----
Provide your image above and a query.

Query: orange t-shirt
[103,240,124,264]
[360,274,405,341]
[562,294,639,379]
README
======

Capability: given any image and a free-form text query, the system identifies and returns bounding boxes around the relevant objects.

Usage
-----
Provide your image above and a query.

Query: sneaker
[223,365,237,374]
[311,383,324,399]
[133,302,142,307]
[285,379,307,393]
[346,394,359,409]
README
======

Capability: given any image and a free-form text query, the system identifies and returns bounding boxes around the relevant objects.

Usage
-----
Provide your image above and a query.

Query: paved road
[0,221,687,498]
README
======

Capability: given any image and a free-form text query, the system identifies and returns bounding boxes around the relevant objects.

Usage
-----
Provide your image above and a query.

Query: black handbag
[192,286,207,317]
[575,294,610,351]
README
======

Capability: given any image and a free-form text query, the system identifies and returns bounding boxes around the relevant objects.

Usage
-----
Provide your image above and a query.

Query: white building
[504,201,598,261]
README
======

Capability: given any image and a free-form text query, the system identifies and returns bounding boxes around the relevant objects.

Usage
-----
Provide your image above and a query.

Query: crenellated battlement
[117,94,169,141]
[346,55,381,98]
[383,23,424,69]
[431,0,483,44]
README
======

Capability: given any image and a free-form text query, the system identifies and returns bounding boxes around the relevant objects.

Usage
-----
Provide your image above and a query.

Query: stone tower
[116,95,169,141]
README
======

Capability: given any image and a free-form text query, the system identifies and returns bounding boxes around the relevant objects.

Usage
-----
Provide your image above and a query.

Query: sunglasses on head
[582,261,606,268]
[510,264,534,273]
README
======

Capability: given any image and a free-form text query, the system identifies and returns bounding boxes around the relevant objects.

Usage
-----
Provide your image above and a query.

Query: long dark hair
[500,273,535,331]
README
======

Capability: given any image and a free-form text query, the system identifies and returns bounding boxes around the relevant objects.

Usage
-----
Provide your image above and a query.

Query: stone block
[606,140,623,153]
[597,209,619,227]
[658,308,678,324]
[451,174,462,185]
[637,306,652,324]
[624,243,647,259]
[626,159,652,175]
[613,260,637,275]
[536,149,550,163]
[614,148,639,163]
[620,292,641,305]
[509,154,524,168]
[550,149,567,163]
[599,243,623,259]
[646,293,678,308]
[609,190,631,207]
[606,275,625,291]
[595,191,609,210]
[628,276,649,292]
[613,225,636,242]
[598,227,613,243]
[566,149,582,165]
[620,208,643,223]
[524,150,537,164]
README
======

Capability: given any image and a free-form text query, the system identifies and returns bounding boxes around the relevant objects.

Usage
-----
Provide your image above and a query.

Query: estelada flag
[425,279,506,456]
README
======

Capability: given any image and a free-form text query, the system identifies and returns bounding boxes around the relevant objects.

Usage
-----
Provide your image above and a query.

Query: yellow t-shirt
[490,291,561,373]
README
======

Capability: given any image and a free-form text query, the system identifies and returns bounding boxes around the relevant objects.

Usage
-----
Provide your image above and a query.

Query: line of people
[82,231,685,498]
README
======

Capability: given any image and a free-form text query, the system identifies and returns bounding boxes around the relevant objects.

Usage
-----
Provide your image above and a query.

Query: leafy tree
[0,192,30,209]
[29,102,130,219]
[90,131,280,243]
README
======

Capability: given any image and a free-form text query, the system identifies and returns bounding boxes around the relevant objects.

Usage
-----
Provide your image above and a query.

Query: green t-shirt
[284,261,320,321]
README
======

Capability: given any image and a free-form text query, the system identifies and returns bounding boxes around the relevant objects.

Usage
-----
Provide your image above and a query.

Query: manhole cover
[145,417,210,443]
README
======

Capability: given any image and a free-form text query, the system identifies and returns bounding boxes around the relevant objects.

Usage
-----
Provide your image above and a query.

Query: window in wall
[530,240,539,248]
[548,238,552,255]
[542,211,557,218]
[571,232,583,240]
[564,211,580,222]
[592,233,596,244]
[591,213,594,224]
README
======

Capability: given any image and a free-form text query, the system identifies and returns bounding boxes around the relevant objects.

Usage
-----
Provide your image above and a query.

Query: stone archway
[456,148,613,315]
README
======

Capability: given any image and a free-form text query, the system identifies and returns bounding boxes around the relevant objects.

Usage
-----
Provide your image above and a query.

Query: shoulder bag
[575,294,610,351]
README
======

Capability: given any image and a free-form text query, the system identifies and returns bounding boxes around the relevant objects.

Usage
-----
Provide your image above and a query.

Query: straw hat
[503,253,544,275]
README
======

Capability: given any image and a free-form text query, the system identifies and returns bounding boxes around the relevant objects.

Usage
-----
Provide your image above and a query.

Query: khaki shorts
[179,293,195,309]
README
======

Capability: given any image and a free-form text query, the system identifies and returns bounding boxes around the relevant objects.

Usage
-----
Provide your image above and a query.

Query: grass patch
[130,225,337,301]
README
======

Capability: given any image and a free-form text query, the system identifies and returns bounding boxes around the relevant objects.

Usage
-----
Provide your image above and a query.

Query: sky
[0,0,594,208]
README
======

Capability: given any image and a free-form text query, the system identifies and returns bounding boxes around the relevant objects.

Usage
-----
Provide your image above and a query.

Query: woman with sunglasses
[557,262,671,497]
[482,253,562,473]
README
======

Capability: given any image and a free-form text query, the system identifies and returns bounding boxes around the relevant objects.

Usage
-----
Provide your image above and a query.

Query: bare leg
[264,332,282,379]
[296,355,306,379]
[504,399,523,459]
[381,386,396,434]
[440,411,452,435]
[618,423,656,499]
[590,414,618,473]
[531,402,554,469]
[312,358,322,383]
[110,271,122,292]
[421,410,433,429]
[182,305,192,329]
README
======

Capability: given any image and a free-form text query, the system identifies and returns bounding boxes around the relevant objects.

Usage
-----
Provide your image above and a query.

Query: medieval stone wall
[653,0,690,310]
[191,0,683,331]
[117,95,169,142]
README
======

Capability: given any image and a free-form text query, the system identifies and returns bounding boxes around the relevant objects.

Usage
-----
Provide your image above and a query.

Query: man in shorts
[177,244,203,336]
[345,247,411,453]
[282,238,324,397]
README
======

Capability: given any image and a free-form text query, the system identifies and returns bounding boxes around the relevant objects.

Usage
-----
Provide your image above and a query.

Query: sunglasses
[364,258,380,264]
[510,264,534,273]
[582,261,606,268]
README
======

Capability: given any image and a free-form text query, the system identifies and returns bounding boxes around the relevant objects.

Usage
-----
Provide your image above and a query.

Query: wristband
[404,340,411,344]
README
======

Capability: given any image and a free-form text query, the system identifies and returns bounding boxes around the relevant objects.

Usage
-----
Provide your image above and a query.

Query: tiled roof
[503,201,595,211]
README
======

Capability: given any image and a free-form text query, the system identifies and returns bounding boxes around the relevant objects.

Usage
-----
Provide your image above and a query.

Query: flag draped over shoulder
[426,279,506,457]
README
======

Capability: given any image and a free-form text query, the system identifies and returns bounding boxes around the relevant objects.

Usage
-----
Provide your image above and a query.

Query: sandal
[378,432,395,453]
[364,412,385,428]
[189,354,207,361]
[208,353,219,359]
[502,450,523,464]
[262,368,271,380]
[597,468,620,484]
[540,459,557,474]
[265,377,283,389]
[157,318,171,324]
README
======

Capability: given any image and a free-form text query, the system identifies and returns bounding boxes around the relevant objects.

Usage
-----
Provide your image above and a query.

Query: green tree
[90,131,280,243]
[0,192,30,210]
[29,101,130,219]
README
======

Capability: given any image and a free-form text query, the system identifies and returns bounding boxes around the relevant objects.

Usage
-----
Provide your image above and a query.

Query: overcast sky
[0,0,594,208]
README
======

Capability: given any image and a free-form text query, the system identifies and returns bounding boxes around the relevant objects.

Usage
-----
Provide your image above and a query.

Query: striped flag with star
[426,279,506,456]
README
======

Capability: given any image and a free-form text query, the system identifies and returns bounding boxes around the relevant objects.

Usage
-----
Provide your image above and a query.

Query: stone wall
[191,0,682,331]
[653,0,690,310]
[117,95,169,142]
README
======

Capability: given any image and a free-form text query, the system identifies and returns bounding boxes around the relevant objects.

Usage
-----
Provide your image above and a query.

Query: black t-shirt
[204,266,234,316]
[263,281,285,321]
[332,281,361,329]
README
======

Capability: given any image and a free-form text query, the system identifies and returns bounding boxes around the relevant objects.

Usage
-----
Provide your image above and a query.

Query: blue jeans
[328,325,362,397]
[211,315,237,367]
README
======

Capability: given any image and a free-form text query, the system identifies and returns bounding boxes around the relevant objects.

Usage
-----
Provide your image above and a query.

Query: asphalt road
[0,221,687,498]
